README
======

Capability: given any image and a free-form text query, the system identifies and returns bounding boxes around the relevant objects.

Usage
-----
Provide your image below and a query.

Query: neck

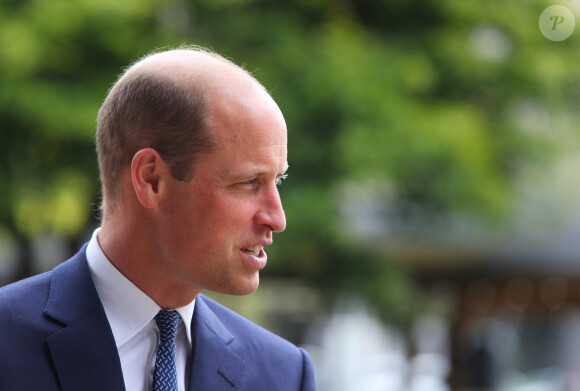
[98,216,200,309]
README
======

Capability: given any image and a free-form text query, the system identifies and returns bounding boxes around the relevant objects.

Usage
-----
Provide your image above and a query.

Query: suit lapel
[44,247,125,391]
[188,296,246,390]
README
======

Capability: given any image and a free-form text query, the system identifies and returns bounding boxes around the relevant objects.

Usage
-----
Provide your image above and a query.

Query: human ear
[131,148,167,208]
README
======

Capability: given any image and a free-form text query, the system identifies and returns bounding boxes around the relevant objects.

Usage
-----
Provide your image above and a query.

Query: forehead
[208,76,287,145]
[210,124,288,173]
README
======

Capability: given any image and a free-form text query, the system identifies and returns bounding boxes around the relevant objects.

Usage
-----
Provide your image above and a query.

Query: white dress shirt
[86,228,195,391]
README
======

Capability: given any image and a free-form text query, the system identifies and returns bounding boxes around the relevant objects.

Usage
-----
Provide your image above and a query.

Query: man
[0,46,316,391]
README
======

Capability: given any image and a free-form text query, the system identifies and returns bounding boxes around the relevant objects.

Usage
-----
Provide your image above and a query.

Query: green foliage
[2,0,580,319]
[12,170,93,237]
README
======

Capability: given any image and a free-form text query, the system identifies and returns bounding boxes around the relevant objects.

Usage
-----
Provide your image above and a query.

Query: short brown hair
[96,49,223,212]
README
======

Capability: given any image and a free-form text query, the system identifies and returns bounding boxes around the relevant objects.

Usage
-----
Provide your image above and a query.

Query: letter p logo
[550,15,565,30]
[540,5,575,41]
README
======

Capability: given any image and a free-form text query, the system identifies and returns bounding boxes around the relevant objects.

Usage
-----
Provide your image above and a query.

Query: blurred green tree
[1,0,579,325]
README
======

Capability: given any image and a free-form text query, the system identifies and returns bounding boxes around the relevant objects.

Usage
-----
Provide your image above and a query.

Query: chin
[220,276,260,296]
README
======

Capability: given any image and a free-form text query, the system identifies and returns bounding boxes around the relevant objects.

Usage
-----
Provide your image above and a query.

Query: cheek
[173,191,259,245]
[211,195,257,225]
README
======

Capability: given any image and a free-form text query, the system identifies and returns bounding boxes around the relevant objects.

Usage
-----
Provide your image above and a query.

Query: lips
[242,245,264,257]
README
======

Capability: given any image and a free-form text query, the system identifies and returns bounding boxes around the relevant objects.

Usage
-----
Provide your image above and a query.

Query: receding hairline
[118,47,265,99]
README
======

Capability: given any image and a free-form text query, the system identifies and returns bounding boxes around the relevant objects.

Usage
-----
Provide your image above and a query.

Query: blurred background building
[2,0,580,389]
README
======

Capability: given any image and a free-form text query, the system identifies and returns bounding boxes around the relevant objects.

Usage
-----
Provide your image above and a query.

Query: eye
[240,178,257,186]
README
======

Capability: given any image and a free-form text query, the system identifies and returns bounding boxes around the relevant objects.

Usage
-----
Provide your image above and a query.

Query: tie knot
[155,310,181,342]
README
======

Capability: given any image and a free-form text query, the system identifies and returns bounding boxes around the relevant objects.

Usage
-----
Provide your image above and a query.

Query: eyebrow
[279,162,289,175]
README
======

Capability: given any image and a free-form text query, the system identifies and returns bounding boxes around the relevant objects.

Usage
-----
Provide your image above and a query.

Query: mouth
[242,244,264,257]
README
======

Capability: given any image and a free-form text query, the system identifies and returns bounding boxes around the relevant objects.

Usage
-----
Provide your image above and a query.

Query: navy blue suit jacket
[0,245,316,390]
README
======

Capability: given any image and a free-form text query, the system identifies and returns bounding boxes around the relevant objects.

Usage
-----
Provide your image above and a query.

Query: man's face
[157,83,288,296]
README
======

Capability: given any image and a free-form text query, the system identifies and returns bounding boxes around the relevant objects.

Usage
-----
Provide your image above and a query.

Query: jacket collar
[44,245,126,391]
[188,295,246,390]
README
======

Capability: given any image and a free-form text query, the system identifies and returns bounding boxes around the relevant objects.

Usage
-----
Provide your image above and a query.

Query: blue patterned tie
[153,310,181,391]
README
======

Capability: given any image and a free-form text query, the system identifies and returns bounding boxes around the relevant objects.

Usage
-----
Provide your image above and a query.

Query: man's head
[96,47,288,305]
[96,47,235,212]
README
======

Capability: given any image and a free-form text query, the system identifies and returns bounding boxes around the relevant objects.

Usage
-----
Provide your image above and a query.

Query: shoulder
[0,271,56,367]
[198,294,297,351]
[0,245,90,324]
[197,294,316,390]
[0,245,87,311]
[0,271,52,312]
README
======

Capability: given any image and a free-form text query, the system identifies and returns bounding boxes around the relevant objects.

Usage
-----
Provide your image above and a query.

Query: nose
[255,185,286,233]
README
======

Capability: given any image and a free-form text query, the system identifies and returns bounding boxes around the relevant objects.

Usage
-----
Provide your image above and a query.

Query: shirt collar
[86,228,195,348]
